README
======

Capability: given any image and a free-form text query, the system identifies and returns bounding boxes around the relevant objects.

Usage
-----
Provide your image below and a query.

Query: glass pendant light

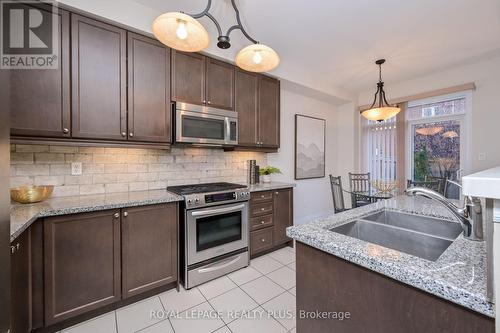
[361,59,401,122]
[235,43,280,73]
[152,12,209,52]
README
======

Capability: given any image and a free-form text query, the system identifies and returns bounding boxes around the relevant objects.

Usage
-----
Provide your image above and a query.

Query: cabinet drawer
[250,214,273,231]
[250,202,274,217]
[251,191,273,203]
[250,228,274,255]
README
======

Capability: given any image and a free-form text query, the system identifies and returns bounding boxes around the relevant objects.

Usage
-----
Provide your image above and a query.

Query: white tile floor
[61,246,296,333]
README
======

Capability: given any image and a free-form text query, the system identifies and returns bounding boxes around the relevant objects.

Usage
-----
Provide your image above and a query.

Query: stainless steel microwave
[174,103,238,146]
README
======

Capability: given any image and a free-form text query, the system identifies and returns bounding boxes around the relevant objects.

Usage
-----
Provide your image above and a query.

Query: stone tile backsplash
[10,145,267,197]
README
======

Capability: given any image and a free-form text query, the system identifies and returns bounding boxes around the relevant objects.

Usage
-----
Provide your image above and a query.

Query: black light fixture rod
[187,0,223,37]
[186,0,258,47]
[227,0,258,44]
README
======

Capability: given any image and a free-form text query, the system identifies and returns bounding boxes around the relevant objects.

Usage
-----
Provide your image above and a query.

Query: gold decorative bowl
[372,180,398,193]
[10,185,54,204]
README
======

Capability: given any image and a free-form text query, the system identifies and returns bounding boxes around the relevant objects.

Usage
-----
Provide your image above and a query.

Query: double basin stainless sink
[331,210,462,261]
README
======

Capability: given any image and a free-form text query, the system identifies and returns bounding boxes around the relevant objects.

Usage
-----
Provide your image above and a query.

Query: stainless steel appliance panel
[186,202,248,265]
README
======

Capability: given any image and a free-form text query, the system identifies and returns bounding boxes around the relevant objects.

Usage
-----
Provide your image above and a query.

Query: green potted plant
[259,166,281,183]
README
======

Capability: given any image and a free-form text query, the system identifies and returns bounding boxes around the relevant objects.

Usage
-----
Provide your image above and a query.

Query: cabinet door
[121,204,178,298]
[171,51,205,106]
[258,76,280,147]
[44,210,121,325]
[10,230,31,333]
[273,188,293,245]
[128,33,171,143]
[10,6,70,138]
[71,14,127,140]
[235,70,259,146]
[206,58,235,110]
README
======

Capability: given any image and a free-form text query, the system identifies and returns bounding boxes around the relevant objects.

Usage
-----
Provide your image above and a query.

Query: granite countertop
[286,195,494,318]
[247,181,296,192]
[10,190,183,241]
[10,182,296,241]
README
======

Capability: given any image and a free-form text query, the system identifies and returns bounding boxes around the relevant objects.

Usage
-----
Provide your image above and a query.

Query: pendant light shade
[361,106,401,122]
[235,43,280,73]
[361,59,401,122]
[152,12,209,52]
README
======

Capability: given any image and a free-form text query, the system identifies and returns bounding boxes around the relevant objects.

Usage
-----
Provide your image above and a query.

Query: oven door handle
[197,255,242,274]
[191,204,246,217]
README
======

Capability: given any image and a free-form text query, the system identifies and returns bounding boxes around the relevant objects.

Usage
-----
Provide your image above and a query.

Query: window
[421,106,436,118]
[406,92,470,198]
[362,117,397,181]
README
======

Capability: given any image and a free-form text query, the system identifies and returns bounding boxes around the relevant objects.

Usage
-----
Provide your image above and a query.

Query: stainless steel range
[167,182,250,289]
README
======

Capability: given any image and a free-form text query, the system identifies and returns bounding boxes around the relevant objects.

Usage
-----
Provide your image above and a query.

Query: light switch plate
[71,162,82,176]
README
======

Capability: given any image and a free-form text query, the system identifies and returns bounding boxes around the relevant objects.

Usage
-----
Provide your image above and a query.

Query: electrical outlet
[71,162,82,175]
[478,152,487,161]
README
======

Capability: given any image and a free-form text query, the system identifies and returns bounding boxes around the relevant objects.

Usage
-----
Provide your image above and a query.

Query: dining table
[343,187,400,208]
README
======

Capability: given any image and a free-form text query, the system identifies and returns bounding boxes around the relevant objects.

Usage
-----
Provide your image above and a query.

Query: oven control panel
[185,189,250,208]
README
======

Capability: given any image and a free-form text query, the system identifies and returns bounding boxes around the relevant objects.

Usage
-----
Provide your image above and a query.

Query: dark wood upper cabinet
[235,69,259,146]
[9,6,70,138]
[44,210,121,325]
[205,58,235,110]
[127,33,171,143]
[121,204,178,298]
[273,188,293,245]
[171,50,206,106]
[258,76,280,147]
[10,230,31,333]
[71,14,127,141]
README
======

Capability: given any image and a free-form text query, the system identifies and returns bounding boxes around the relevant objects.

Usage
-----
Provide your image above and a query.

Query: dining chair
[349,172,371,207]
[329,175,349,213]
[425,176,446,195]
[406,179,442,192]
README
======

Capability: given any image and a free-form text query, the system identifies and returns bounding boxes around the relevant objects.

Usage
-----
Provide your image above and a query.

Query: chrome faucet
[405,187,483,241]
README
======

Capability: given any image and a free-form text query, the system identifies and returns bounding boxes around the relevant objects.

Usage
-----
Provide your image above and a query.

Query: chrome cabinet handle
[261,208,265,211]
[129,133,134,137]
[63,128,69,134]
[275,192,279,195]
[203,100,206,104]
[11,246,15,254]
[207,101,211,105]
[261,238,266,242]
[114,212,120,218]
[260,220,265,224]
[261,195,265,198]
[121,132,126,137]
[123,211,128,217]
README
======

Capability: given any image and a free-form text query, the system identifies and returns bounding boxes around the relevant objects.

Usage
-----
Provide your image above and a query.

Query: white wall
[267,82,340,225]
[357,54,500,175]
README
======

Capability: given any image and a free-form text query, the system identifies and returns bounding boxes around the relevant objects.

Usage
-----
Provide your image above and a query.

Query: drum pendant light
[361,59,401,122]
[152,0,280,73]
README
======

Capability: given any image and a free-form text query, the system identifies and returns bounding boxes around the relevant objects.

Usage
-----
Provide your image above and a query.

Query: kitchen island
[287,195,494,333]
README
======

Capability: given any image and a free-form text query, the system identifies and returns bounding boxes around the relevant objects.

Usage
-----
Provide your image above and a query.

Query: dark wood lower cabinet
[44,210,122,325]
[10,230,31,333]
[296,242,494,333]
[249,188,293,258]
[11,203,179,331]
[273,188,293,245]
[121,204,178,298]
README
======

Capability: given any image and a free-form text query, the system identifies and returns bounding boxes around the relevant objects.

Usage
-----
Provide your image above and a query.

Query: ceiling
[106,0,500,100]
